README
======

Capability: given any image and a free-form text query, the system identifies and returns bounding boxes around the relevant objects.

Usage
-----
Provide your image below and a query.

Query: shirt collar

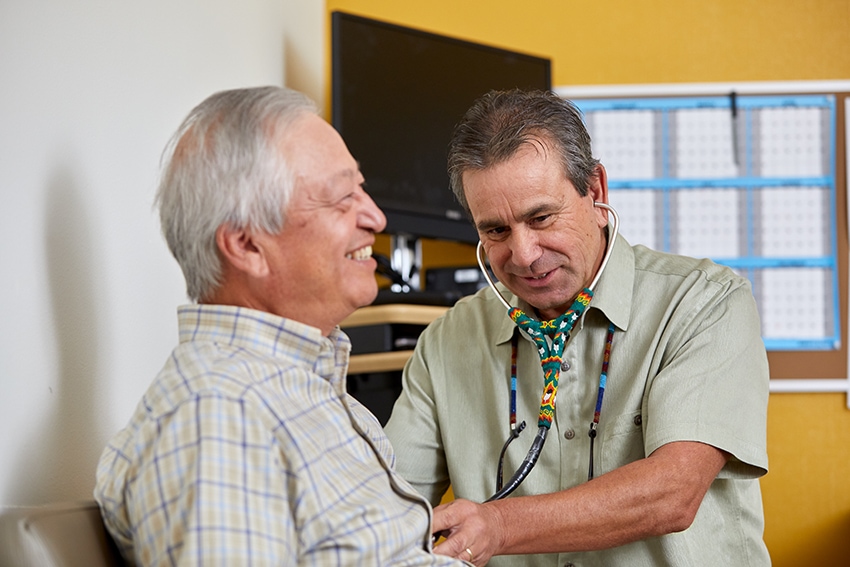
[176,304,352,378]
[587,233,633,332]
[490,234,634,345]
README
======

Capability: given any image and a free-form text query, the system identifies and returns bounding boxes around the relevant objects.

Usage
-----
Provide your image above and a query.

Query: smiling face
[255,114,386,333]
[464,137,609,320]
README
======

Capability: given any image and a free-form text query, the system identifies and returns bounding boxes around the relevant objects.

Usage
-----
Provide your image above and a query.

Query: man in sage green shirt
[384,90,770,566]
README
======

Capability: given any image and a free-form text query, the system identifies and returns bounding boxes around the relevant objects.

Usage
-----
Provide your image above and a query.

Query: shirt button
[560,360,571,371]
[634,414,643,426]
[563,429,576,440]
[564,563,575,567]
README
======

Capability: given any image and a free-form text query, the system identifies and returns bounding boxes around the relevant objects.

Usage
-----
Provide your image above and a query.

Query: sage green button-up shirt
[385,235,770,567]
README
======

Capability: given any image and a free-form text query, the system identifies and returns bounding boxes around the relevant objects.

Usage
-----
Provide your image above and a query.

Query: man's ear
[588,164,609,204]
[215,224,270,278]
[588,164,610,229]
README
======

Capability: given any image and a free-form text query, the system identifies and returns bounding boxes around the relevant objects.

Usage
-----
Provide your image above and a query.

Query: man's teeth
[346,245,373,260]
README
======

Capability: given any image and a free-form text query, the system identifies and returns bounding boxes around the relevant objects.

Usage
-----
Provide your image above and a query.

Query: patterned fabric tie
[508,288,593,429]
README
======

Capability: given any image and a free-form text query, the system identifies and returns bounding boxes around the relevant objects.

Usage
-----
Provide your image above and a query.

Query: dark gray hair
[155,86,317,302]
[447,89,599,213]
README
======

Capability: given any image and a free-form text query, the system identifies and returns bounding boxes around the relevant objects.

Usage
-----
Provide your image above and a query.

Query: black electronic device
[425,265,489,297]
[347,371,401,426]
[345,322,428,356]
[331,12,552,246]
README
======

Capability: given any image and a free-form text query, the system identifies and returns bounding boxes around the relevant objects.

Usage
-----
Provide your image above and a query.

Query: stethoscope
[475,202,620,501]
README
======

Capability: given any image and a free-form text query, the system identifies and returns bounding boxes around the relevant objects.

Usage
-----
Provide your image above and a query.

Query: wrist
[482,499,510,555]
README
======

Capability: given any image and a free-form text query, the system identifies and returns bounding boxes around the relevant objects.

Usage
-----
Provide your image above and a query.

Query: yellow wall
[762,393,850,564]
[326,0,850,89]
[327,1,850,564]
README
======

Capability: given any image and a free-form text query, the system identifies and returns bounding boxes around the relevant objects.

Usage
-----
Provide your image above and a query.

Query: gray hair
[447,89,599,214]
[155,86,317,302]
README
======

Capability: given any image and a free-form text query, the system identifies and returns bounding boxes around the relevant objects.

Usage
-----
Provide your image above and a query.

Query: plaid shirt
[95,304,465,566]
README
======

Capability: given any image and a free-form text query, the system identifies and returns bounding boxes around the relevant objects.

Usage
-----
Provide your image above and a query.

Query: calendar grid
[578,95,839,350]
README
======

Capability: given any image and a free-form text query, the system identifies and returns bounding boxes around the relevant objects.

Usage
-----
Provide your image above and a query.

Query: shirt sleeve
[384,323,452,506]
[643,277,770,479]
[129,394,296,566]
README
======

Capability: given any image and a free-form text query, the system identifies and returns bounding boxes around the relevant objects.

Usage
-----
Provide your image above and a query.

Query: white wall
[0,0,323,507]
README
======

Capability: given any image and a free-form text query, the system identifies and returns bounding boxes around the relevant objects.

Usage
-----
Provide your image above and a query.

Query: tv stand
[376,232,485,306]
[386,233,422,292]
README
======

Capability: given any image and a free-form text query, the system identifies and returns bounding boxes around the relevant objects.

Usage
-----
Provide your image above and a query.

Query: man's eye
[335,193,356,208]
[488,226,508,237]
[532,214,551,224]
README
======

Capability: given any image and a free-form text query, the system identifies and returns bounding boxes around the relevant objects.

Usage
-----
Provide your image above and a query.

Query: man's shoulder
[95,348,312,497]
[632,244,749,290]
[140,341,319,424]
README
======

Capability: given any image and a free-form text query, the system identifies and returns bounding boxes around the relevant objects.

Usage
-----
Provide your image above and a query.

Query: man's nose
[509,228,542,268]
[360,193,387,233]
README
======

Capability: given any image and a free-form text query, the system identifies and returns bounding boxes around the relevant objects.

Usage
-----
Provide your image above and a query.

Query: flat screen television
[331,12,552,245]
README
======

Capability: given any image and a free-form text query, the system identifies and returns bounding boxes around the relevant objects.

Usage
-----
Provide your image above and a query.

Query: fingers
[435,538,487,566]
[431,499,496,565]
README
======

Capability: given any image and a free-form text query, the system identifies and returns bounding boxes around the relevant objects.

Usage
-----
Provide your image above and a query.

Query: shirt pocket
[597,410,645,476]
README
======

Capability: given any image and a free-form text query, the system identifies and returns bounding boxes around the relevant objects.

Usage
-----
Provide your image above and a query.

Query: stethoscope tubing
[478,202,620,501]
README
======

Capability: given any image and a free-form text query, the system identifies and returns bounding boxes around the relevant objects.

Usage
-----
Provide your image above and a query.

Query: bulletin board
[561,84,849,380]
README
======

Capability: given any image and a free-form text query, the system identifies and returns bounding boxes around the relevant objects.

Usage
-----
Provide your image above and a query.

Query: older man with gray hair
[95,86,469,567]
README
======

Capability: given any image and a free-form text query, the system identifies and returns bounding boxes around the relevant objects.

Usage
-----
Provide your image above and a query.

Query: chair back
[0,501,125,567]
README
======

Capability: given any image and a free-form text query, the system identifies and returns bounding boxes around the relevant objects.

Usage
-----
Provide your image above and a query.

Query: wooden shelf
[348,350,414,374]
[341,303,448,328]
[342,303,448,374]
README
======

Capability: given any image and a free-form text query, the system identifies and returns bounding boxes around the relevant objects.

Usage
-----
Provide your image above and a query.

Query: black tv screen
[331,12,552,244]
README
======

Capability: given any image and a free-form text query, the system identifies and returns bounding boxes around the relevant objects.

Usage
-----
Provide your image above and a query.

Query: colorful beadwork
[508,289,593,429]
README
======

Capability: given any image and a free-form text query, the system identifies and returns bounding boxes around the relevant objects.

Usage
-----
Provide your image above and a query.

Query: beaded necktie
[508,288,593,430]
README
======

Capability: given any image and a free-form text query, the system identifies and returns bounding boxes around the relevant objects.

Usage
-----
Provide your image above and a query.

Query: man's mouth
[346,245,373,260]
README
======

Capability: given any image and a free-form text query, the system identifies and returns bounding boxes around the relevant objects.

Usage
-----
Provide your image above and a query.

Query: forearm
[488,441,726,554]
[434,441,727,561]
